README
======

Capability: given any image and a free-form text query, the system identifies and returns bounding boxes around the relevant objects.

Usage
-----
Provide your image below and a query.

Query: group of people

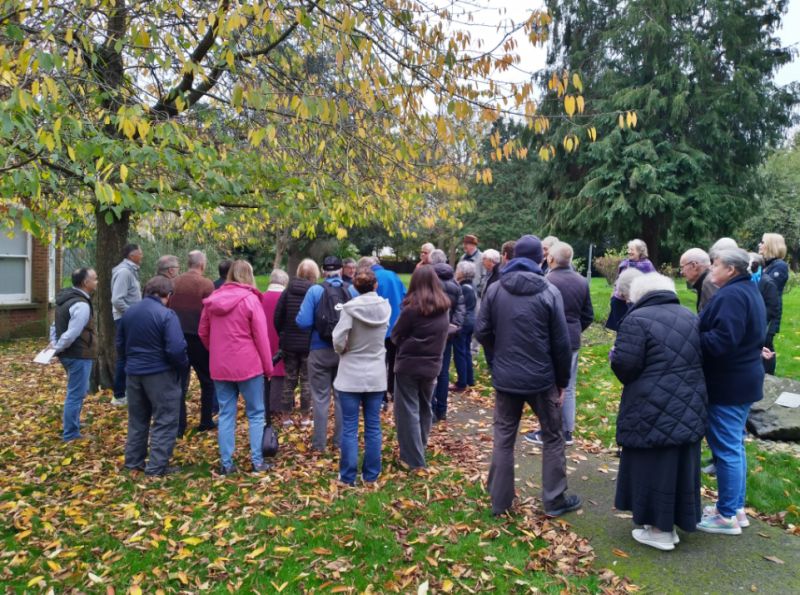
[609,233,790,551]
[49,230,792,534]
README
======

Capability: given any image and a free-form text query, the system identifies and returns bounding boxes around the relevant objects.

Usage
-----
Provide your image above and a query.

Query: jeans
[113,319,127,398]
[562,351,579,432]
[452,330,474,388]
[433,338,454,419]
[214,375,265,468]
[60,357,93,441]
[706,403,751,518]
[338,391,383,484]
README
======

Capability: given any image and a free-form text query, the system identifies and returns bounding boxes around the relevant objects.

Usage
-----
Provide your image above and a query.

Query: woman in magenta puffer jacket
[199,260,273,475]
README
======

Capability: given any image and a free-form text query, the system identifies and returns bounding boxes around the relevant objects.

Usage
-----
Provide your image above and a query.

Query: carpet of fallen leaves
[0,339,635,593]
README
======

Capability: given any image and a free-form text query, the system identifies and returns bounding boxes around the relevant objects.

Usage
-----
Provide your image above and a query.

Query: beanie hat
[514,235,543,264]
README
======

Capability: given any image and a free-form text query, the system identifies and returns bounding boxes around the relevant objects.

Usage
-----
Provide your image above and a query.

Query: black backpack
[314,283,351,342]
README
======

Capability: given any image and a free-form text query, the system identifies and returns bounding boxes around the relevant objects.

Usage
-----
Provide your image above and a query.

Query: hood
[342,292,391,327]
[113,259,139,273]
[630,290,680,312]
[499,268,549,296]
[56,286,90,307]
[203,282,261,315]
[288,277,312,296]
[433,262,454,281]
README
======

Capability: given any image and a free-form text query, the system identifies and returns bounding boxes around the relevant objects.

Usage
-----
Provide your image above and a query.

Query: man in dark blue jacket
[117,276,188,476]
[476,235,580,518]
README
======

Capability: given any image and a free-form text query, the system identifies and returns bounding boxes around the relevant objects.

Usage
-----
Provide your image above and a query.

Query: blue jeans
[433,338,454,418]
[706,403,751,518]
[452,330,474,389]
[214,376,265,468]
[338,391,383,484]
[113,319,127,398]
[61,357,93,441]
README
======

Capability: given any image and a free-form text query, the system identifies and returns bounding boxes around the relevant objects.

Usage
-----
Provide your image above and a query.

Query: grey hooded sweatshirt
[332,292,391,393]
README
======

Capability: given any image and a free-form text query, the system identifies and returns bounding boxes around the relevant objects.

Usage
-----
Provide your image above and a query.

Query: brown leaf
[762,555,784,564]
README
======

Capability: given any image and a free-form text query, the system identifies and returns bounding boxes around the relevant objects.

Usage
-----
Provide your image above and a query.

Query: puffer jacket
[433,263,465,331]
[475,257,572,395]
[274,277,313,354]
[199,282,274,382]
[332,292,391,393]
[610,291,707,448]
[763,258,789,332]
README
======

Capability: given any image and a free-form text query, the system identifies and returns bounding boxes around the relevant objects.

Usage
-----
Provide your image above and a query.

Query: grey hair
[187,250,206,269]
[357,256,378,269]
[482,248,500,264]
[616,268,644,301]
[421,242,435,253]
[549,241,573,268]
[714,248,750,276]
[680,248,710,267]
[269,268,289,287]
[429,249,447,265]
[709,237,738,260]
[342,258,356,267]
[629,273,676,304]
[157,254,179,274]
[748,252,764,269]
[542,235,559,249]
[455,260,475,281]
[323,269,342,278]
[628,239,648,259]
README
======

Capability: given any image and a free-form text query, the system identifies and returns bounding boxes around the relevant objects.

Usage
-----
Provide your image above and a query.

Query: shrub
[593,247,627,286]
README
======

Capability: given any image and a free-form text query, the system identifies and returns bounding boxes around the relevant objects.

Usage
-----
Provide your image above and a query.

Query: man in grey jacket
[476,234,581,518]
[111,243,143,406]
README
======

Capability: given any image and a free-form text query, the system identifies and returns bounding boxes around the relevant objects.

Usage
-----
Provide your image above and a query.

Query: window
[0,222,32,304]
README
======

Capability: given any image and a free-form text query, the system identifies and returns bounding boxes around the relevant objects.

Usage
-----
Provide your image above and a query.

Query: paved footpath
[448,397,800,595]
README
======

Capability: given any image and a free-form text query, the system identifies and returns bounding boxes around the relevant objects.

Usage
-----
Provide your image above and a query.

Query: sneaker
[696,513,741,535]
[564,431,574,446]
[702,462,716,475]
[632,527,675,551]
[544,494,582,518]
[218,463,237,476]
[281,418,295,427]
[252,462,273,473]
[300,417,313,428]
[643,525,679,544]
[111,396,127,407]
[524,431,543,445]
[736,508,750,528]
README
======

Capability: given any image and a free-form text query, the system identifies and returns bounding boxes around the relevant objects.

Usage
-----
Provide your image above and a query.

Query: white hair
[482,249,500,264]
[542,235,559,248]
[616,268,644,301]
[187,250,206,269]
[549,241,573,268]
[715,248,750,276]
[709,237,738,260]
[456,260,475,281]
[680,248,710,267]
[269,269,289,287]
[628,239,648,259]
[429,249,447,265]
[629,273,676,304]
[421,242,435,253]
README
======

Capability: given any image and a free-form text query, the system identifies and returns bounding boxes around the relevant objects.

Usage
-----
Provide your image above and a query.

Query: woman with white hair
[697,248,766,535]
[605,239,656,331]
[610,273,707,551]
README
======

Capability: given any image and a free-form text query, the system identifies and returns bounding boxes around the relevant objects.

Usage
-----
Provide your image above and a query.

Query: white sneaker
[736,508,750,528]
[632,527,675,551]
[281,418,295,427]
[644,525,679,544]
[300,418,313,427]
[111,396,127,407]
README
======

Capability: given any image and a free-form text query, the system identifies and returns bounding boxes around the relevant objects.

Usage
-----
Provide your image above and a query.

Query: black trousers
[180,334,217,434]
[385,337,397,397]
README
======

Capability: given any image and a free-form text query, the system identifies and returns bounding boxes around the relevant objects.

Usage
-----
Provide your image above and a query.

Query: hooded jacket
[274,277,313,354]
[371,264,407,337]
[295,276,359,351]
[433,262,465,331]
[475,258,572,395]
[199,282,274,382]
[111,259,141,320]
[610,291,707,448]
[332,292,392,393]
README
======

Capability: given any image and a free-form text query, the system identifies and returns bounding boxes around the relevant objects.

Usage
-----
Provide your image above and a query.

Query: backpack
[314,282,351,342]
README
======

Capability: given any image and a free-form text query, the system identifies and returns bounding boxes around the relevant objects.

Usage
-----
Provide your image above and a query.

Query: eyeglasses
[679,261,696,269]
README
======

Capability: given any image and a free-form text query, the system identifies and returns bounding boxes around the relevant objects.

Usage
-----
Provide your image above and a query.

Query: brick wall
[0,236,50,340]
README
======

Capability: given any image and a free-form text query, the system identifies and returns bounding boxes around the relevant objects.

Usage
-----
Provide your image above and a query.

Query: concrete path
[449,398,800,595]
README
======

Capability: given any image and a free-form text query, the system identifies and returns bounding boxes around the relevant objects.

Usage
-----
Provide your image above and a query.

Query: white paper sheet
[33,347,57,365]
[775,392,800,408]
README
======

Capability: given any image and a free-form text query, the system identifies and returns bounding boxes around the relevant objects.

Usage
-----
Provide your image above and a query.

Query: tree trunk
[93,208,130,391]
[273,230,289,271]
[640,215,663,267]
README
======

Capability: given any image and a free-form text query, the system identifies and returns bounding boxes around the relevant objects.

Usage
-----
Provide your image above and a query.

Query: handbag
[261,375,279,458]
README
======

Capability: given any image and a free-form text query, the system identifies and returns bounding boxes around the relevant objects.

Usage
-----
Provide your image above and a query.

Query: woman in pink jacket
[199,260,273,474]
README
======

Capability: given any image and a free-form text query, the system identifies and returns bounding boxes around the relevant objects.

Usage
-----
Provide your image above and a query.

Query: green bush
[592,247,627,286]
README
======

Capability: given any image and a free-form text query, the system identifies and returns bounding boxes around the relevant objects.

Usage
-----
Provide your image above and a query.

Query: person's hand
[557,388,566,407]
[762,347,775,360]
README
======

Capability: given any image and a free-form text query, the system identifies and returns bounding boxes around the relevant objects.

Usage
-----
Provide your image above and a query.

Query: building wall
[0,237,50,340]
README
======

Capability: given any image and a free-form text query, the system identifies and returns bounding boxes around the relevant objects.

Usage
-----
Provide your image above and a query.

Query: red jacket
[199,283,273,381]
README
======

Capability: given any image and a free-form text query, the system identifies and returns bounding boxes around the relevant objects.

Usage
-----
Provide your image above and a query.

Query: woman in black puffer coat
[610,273,707,551]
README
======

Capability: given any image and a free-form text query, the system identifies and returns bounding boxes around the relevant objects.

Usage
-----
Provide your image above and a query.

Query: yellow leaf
[46,560,61,572]
[119,164,128,183]
[232,85,243,108]
[441,579,454,593]
[572,72,583,93]
[564,95,576,117]
[274,546,292,554]
[27,576,44,588]
[67,146,76,161]
[181,537,204,546]
[245,546,266,560]
[576,95,585,114]
[176,572,189,585]
[538,147,550,162]
[618,114,625,129]
[626,111,634,127]
[130,585,143,595]
[630,111,638,127]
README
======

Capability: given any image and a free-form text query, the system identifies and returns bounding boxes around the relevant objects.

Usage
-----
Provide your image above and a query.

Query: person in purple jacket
[605,239,656,331]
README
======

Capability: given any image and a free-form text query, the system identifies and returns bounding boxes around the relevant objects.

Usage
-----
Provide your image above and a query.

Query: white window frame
[49,239,56,303]
[0,226,32,305]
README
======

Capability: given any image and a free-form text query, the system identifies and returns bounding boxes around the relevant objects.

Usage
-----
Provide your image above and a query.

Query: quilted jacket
[610,290,707,448]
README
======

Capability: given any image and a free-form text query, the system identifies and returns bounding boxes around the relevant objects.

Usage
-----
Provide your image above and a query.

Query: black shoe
[125,463,145,472]
[544,494,582,518]
[196,422,217,432]
[145,465,181,477]
[218,463,237,476]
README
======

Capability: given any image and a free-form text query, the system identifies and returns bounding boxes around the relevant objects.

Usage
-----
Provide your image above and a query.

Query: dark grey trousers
[308,348,341,452]
[488,387,568,515]
[393,373,436,469]
[124,369,182,474]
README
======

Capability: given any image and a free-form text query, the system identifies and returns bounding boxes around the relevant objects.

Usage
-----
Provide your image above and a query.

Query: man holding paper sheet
[52,268,98,441]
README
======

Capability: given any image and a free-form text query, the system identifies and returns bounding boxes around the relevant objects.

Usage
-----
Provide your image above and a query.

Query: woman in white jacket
[332,268,391,485]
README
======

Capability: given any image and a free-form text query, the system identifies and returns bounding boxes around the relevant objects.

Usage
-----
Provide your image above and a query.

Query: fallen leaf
[612,548,629,558]
[762,555,784,564]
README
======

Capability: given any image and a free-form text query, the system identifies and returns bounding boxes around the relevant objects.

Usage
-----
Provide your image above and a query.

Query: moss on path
[448,396,800,594]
